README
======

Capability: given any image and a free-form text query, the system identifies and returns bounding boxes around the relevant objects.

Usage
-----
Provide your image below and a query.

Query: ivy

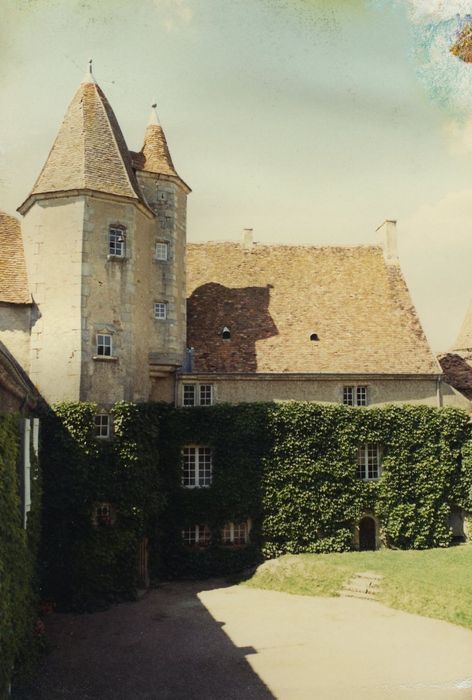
[39,402,472,603]
[0,414,41,697]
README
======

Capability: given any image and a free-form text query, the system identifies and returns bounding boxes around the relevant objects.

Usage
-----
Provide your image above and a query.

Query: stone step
[339,572,383,601]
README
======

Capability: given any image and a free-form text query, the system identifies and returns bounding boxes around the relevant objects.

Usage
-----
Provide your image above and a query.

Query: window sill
[107,255,127,262]
[92,355,119,362]
[181,484,211,489]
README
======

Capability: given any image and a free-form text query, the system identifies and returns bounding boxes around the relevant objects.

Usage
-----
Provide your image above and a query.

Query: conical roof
[131,106,190,192]
[19,74,148,213]
[452,300,472,351]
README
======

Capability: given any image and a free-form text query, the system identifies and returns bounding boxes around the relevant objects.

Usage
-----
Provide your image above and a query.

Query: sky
[1,0,472,352]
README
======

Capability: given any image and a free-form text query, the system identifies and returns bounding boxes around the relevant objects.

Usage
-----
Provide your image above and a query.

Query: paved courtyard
[19,580,472,699]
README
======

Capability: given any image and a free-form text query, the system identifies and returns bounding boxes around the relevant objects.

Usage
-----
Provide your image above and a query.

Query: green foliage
[39,402,162,610]
[263,404,471,554]
[40,401,472,605]
[0,414,41,698]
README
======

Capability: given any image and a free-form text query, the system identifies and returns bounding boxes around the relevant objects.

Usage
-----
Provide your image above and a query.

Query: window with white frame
[182,446,213,487]
[182,383,214,407]
[108,226,126,257]
[94,413,110,438]
[343,385,368,407]
[154,302,167,320]
[221,521,249,546]
[155,241,168,261]
[357,444,382,480]
[97,333,113,357]
[183,384,196,407]
[181,524,211,546]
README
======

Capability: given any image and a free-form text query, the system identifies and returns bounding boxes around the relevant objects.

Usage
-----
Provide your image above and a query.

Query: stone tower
[17,63,190,405]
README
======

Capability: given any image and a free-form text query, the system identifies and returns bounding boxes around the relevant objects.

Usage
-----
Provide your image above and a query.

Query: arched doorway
[359,516,376,551]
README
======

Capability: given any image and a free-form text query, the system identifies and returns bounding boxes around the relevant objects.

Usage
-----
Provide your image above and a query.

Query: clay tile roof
[451,300,472,352]
[0,212,30,304]
[186,242,439,375]
[438,352,472,400]
[20,81,146,211]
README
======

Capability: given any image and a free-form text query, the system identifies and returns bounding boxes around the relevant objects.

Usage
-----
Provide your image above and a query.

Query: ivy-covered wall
[39,402,472,607]
[0,414,41,698]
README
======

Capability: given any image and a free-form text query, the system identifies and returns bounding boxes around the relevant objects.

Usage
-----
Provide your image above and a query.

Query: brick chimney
[376,220,398,264]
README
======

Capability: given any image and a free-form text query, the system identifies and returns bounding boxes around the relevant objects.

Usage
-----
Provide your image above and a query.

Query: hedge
[0,414,41,698]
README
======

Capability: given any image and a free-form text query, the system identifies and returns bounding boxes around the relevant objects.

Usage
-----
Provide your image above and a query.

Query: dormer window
[222,326,231,340]
[109,226,126,257]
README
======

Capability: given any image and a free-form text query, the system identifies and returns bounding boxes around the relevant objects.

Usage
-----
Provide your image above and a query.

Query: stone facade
[10,71,189,405]
[0,68,466,412]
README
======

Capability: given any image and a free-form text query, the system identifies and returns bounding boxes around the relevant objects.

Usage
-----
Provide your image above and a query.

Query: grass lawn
[243,544,472,630]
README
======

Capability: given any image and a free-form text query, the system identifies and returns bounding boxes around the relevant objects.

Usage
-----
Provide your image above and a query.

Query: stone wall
[176,374,446,407]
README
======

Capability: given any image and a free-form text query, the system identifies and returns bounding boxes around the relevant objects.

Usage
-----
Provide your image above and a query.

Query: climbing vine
[0,413,42,697]
[39,402,472,604]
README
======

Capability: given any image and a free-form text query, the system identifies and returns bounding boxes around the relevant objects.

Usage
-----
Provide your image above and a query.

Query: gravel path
[16,580,472,699]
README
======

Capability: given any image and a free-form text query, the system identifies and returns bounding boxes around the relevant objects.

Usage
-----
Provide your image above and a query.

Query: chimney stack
[242,228,253,250]
[376,220,398,264]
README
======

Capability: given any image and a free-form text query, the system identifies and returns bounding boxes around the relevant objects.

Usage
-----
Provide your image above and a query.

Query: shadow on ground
[14,579,274,700]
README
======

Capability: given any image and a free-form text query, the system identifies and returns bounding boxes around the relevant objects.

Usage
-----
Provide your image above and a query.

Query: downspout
[436,375,443,408]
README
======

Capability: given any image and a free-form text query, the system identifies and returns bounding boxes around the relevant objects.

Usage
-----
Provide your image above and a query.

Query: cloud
[153,0,193,33]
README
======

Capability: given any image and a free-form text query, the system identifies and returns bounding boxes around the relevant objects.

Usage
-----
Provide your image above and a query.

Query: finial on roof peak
[83,58,97,85]
[148,101,160,126]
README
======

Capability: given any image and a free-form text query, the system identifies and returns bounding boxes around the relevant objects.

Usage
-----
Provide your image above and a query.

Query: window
[183,384,196,407]
[199,384,213,406]
[154,302,167,320]
[155,242,168,261]
[221,521,249,546]
[97,333,112,357]
[94,502,113,527]
[94,414,110,438]
[182,446,213,487]
[343,386,368,407]
[357,444,381,480]
[182,384,214,407]
[182,525,211,546]
[157,190,168,203]
[222,326,231,340]
[109,226,125,257]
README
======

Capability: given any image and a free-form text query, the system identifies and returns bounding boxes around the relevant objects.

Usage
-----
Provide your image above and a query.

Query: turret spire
[148,101,160,126]
[83,58,96,85]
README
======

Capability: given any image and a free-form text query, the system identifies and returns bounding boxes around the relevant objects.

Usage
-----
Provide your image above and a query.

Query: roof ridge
[91,84,144,204]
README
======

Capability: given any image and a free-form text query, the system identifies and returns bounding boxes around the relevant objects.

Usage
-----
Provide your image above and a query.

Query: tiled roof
[451,300,472,351]
[130,123,190,191]
[0,212,30,304]
[19,81,146,212]
[186,242,439,375]
[438,352,472,400]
